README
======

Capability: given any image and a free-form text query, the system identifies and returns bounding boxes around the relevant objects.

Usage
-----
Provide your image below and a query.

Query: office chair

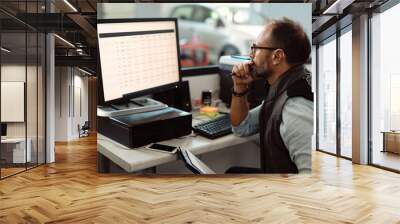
[79,121,90,138]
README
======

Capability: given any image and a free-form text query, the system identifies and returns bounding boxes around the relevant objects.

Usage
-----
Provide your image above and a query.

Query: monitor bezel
[1,123,7,137]
[97,18,182,105]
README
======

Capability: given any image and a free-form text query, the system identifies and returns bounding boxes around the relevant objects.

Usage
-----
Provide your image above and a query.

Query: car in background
[170,3,266,65]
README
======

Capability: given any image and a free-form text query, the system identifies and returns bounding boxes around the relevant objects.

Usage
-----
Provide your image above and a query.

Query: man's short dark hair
[268,18,311,65]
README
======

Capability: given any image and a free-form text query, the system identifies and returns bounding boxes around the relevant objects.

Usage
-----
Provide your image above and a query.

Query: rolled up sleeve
[232,104,262,137]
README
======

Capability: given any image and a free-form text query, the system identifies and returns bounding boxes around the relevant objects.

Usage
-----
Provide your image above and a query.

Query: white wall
[1,82,25,122]
[55,67,69,141]
[55,67,89,141]
[1,63,46,164]
[1,65,26,139]
[1,65,37,138]
[72,73,89,138]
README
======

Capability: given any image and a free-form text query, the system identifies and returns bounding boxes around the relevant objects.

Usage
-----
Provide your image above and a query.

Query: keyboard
[192,114,232,139]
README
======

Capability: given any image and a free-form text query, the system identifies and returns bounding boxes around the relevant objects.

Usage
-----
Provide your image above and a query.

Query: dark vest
[259,65,313,173]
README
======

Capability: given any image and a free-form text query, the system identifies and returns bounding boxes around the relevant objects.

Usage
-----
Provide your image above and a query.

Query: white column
[54,67,73,141]
[312,45,317,150]
[45,0,55,163]
[46,32,55,163]
[352,14,369,164]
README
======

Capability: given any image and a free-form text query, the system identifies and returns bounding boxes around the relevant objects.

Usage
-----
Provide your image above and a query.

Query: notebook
[178,147,216,174]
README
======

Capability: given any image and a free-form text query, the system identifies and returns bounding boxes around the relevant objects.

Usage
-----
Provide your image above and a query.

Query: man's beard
[254,65,271,80]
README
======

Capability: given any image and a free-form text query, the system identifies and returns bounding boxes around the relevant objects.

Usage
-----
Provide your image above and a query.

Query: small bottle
[201,90,212,106]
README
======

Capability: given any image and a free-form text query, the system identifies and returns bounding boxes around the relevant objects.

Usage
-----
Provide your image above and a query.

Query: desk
[381,131,400,154]
[1,138,32,164]
[97,124,259,173]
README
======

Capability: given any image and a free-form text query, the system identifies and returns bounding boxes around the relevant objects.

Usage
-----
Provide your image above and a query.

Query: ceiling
[0,0,97,73]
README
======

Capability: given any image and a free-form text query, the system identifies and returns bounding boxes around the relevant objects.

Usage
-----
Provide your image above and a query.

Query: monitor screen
[1,123,7,137]
[97,19,181,102]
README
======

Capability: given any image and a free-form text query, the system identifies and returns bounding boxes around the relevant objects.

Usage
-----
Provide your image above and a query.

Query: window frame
[368,0,400,173]
[316,33,338,156]
[315,17,353,161]
[338,24,353,159]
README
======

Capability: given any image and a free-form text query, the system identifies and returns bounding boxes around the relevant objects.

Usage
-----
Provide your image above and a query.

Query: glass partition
[0,1,46,179]
[370,3,400,171]
[26,5,39,167]
[27,30,38,169]
[339,27,352,158]
[38,32,46,165]
[1,29,28,178]
[317,35,337,155]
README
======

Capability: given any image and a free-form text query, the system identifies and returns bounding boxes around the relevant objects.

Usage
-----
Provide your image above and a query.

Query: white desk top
[97,130,258,173]
[1,137,29,144]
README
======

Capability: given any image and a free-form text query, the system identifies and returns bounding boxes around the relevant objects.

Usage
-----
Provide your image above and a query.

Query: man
[228,18,313,174]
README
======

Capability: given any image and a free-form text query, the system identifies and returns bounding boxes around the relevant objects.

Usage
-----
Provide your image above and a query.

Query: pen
[229,56,255,78]
[230,55,251,61]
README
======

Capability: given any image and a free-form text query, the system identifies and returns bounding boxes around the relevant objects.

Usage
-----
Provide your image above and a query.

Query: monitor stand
[97,98,168,117]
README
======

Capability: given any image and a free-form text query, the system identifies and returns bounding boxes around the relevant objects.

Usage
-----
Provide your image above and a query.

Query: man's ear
[272,49,285,65]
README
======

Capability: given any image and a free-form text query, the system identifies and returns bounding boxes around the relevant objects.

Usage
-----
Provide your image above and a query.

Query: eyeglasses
[250,43,280,56]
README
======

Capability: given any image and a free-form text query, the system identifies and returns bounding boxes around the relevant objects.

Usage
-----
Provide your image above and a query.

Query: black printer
[98,106,192,148]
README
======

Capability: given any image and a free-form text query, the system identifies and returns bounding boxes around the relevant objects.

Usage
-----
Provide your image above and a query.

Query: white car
[170,3,265,64]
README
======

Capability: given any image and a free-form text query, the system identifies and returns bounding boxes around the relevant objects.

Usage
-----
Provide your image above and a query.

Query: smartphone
[145,143,178,154]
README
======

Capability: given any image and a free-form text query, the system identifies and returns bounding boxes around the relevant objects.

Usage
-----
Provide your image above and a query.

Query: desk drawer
[1,145,13,164]
[384,133,400,154]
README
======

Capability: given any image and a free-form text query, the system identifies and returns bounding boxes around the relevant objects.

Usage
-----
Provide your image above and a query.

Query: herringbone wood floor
[1,134,400,224]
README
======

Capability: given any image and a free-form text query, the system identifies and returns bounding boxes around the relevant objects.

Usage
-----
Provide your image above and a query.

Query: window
[390,74,400,130]
[317,36,337,154]
[171,6,193,21]
[98,3,310,69]
[371,3,400,171]
[316,27,353,159]
[339,28,352,158]
[192,6,212,23]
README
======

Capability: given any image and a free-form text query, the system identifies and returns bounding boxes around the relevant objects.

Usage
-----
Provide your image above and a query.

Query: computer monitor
[97,18,182,103]
[1,123,7,137]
